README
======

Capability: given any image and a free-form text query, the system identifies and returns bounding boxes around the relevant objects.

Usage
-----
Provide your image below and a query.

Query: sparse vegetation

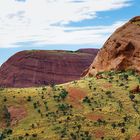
[0,70,140,139]
[132,20,140,26]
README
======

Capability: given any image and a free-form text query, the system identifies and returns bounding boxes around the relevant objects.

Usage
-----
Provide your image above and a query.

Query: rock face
[0,49,98,88]
[85,16,140,76]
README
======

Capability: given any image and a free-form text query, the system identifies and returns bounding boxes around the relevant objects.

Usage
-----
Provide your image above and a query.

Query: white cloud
[0,0,131,48]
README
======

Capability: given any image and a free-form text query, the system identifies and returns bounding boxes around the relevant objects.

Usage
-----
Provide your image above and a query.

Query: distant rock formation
[84,16,140,76]
[77,48,99,55]
[0,49,98,87]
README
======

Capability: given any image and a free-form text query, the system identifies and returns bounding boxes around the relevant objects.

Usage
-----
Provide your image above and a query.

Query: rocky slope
[85,16,140,76]
[0,49,98,88]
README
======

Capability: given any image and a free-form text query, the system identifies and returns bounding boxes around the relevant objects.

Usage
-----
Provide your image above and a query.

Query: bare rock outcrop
[85,16,140,76]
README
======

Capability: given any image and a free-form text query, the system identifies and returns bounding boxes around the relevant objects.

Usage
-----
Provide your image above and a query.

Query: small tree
[59,89,68,100]
[3,97,7,102]
[58,104,69,111]
[27,96,32,102]
[105,91,112,98]
[54,89,68,102]
[33,102,37,109]
[121,128,125,133]
[129,94,135,101]
[3,106,11,127]
[137,77,140,84]
[0,132,3,140]
[83,96,91,103]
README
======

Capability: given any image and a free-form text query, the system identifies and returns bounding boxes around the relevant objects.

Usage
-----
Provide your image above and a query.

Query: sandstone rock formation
[84,16,140,76]
[0,49,98,88]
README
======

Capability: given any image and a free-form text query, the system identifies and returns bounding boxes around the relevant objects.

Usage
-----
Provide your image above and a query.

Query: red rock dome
[0,49,98,87]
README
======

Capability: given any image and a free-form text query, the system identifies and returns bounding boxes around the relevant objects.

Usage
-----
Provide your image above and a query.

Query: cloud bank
[0,0,131,48]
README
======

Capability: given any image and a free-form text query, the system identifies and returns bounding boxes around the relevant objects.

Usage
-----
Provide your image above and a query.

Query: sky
[0,0,139,65]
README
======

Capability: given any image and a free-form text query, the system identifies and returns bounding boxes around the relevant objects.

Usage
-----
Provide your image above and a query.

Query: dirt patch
[8,106,27,126]
[67,87,87,109]
[132,134,140,140]
[67,87,87,100]
[68,97,84,109]
[95,130,105,138]
[86,113,103,121]
[103,83,112,88]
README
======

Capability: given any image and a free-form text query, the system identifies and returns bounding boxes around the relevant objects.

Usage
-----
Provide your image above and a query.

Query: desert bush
[105,91,112,98]
[129,94,135,101]
[3,106,11,127]
[83,96,91,104]
[54,89,68,102]
[0,132,3,140]
[27,96,32,102]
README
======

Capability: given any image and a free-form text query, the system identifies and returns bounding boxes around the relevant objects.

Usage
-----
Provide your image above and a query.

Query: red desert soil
[103,83,112,88]
[8,106,27,126]
[67,87,87,109]
[95,130,105,138]
[86,113,103,121]
[132,134,140,140]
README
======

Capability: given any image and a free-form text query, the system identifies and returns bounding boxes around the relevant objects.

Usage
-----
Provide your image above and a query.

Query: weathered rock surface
[84,16,140,76]
[0,49,98,87]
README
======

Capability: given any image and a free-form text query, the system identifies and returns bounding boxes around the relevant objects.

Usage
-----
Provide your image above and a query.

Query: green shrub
[27,96,32,102]
[3,106,11,127]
